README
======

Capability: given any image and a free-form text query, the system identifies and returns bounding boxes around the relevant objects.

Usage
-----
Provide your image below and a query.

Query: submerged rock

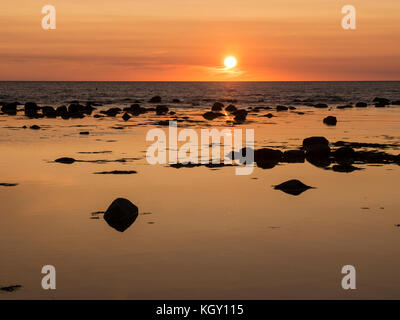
[314,103,328,109]
[104,198,138,232]
[0,183,18,187]
[94,170,137,174]
[323,116,337,126]
[30,125,40,130]
[273,179,314,196]
[0,285,22,292]
[55,157,76,164]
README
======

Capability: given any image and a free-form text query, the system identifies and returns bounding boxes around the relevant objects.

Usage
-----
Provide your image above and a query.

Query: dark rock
[169,111,176,115]
[212,102,224,111]
[323,116,337,126]
[314,103,328,109]
[156,105,169,115]
[55,157,76,164]
[373,97,390,105]
[122,113,131,121]
[0,183,18,187]
[30,125,40,130]
[102,107,121,117]
[306,144,331,158]
[332,164,363,173]
[1,102,17,115]
[0,285,22,292]
[289,106,296,110]
[79,131,90,135]
[392,100,400,105]
[355,102,368,108]
[233,109,248,123]
[273,179,314,196]
[42,106,57,118]
[264,113,274,118]
[24,102,39,117]
[202,111,224,120]
[302,136,329,150]
[225,104,237,113]
[375,103,386,108]
[334,146,355,159]
[149,96,162,103]
[282,150,305,163]
[172,98,181,103]
[56,105,68,116]
[94,170,137,175]
[337,105,353,109]
[104,198,138,232]
[276,105,288,111]
[254,148,282,168]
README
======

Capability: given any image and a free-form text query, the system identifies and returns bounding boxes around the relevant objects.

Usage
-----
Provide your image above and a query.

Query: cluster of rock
[202,102,248,123]
[230,136,400,171]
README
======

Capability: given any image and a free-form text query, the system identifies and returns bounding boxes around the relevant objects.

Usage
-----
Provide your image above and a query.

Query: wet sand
[0,105,400,299]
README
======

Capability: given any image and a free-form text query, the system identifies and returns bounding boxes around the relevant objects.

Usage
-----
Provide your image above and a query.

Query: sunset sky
[1,0,399,81]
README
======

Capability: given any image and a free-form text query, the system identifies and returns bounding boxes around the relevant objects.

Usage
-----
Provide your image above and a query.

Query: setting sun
[224,56,237,69]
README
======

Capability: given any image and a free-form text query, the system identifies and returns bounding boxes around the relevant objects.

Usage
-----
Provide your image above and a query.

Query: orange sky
[0,0,399,81]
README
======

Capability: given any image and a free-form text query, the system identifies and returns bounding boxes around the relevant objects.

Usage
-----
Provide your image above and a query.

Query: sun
[224,56,237,69]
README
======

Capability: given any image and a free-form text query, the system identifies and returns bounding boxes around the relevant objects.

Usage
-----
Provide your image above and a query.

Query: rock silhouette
[55,157,76,164]
[104,198,138,232]
[323,116,337,126]
[149,95,162,103]
[211,102,224,111]
[273,179,314,196]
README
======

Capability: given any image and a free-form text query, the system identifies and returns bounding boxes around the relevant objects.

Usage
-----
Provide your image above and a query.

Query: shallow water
[1,84,400,299]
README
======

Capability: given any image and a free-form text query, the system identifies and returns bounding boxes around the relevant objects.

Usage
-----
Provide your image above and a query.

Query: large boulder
[104,198,138,232]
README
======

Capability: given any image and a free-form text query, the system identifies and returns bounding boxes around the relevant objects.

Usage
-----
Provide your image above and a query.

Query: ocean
[1,81,399,108]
